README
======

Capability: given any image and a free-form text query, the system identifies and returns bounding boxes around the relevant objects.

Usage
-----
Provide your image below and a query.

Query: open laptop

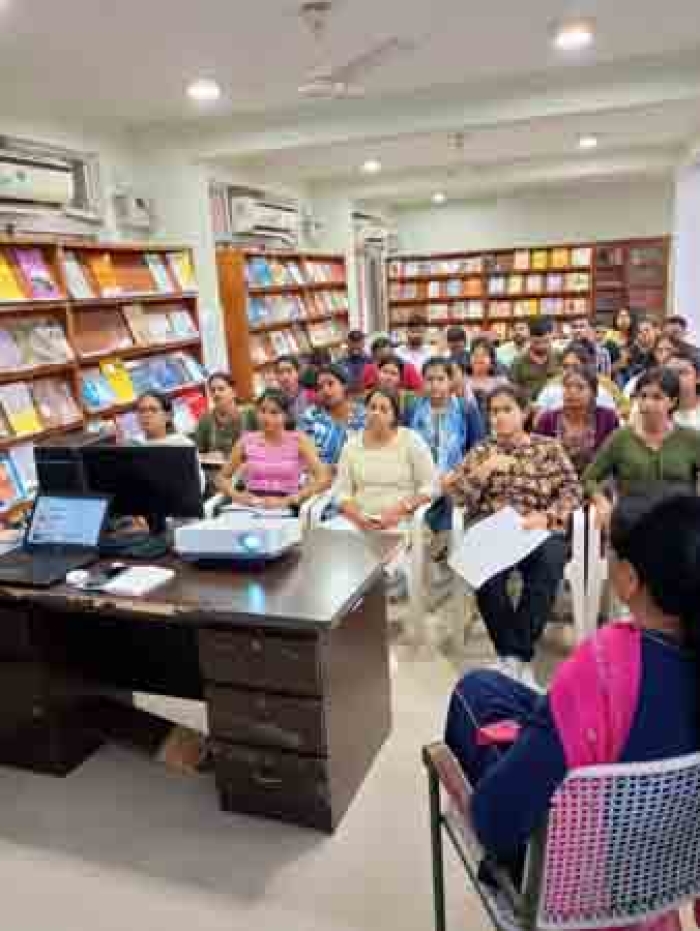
[0,493,110,588]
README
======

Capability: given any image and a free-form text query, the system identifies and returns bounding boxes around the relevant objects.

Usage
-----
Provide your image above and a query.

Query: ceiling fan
[297,0,411,99]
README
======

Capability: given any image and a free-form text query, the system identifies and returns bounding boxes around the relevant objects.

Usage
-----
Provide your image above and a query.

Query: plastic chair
[423,741,700,931]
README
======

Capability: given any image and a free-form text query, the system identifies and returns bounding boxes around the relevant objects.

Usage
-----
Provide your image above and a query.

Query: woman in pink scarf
[445,491,700,931]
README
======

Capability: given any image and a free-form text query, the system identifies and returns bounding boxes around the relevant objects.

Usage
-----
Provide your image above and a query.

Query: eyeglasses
[138,405,163,414]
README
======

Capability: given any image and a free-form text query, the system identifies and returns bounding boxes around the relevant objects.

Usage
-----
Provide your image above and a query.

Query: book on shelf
[571,247,592,267]
[629,245,665,266]
[31,378,80,429]
[246,257,273,288]
[287,261,305,286]
[9,443,37,495]
[81,368,118,410]
[0,253,26,302]
[168,307,198,338]
[428,304,447,322]
[488,276,506,296]
[73,308,133,357]
[494,254,514,273]
[566,272,590,293]
[13,248,61,299]
[596,246,624,267]
[531,250,549,271]
[270,330,292,356]
[172,398,197,435]
[100,359,135,403]
[541,297,565,316]
[144,311,175,344]
[145,356,181,392]
[176,352,205,385]
[445,279,463,298]
[122,303,151,345]
[466,301,485,319]
[514,299,539,317]
[526,274,543,294]
[564,298,589,316]
[0,451,26,511]
[268,258,293,287]
[546,273,564,292]
[465,278,483,298]
[292,325,311,353]
[551,248,570,270]
[305,261,344,285]
[0,383,42,436]
[15,318,74,365]
[507,275,524,296]
[62,250,94,299]
[388,261,403,278]
[88,253,122,297]
[489,301,512,318]
[145,254,174,293]
[123,359,153,396]
[427,280,441,299]
[0,406,11,438]
[167,251,197,291]
[0,328,26,370]
[113,410,144,442]
[513,251,530,272]
[250,335,271,366]
[465,257,483,275]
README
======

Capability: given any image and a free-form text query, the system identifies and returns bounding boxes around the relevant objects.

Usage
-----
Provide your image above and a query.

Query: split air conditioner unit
[0,155,74,207]
[229,196,301,240]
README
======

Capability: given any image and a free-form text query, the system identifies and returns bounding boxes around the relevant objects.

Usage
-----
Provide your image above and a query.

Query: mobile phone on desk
[81,563,128,591]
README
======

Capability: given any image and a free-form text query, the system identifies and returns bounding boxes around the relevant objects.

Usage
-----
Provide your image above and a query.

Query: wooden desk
[0,530,396,832]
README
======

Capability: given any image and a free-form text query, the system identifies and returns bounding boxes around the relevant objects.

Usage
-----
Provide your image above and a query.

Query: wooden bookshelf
[387,237,670,340]
[217,247,350,399]
[0,237,207,517]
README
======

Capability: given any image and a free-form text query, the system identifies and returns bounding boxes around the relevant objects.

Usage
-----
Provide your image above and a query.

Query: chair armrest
[300,488,337,530]
[204,494,227,520]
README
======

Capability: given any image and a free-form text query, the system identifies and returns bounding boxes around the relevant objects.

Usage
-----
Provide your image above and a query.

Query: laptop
[0,493,110,588]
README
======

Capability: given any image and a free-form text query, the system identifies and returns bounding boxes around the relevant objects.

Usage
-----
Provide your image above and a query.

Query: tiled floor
[0,588,659,931]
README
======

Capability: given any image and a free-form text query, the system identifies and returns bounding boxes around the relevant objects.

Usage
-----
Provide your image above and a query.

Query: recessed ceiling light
[187,79,222,102]
[361,159,382,174]
[432,192,446,205]
[578,134,599,150]
[552,19,595,52]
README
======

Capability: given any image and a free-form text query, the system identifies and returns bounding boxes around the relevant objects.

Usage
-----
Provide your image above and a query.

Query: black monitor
[35,432,112,495]
[80,444,203,534]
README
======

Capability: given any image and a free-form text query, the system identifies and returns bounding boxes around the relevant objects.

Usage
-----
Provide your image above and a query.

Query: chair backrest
[535,752,700,930]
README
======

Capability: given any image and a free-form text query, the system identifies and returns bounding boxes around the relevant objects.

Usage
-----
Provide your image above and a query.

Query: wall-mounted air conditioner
[0,155,74,207]
[229,196,300,239]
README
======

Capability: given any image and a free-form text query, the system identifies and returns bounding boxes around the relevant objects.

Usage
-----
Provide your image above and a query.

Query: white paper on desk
[221,504,295,519]
[448,506,550,589]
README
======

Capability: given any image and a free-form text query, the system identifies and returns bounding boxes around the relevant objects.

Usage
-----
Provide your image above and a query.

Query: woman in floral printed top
[446,385,583,689]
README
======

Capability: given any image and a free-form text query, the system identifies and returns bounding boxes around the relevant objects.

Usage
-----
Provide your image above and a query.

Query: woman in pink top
[215,389,330,511]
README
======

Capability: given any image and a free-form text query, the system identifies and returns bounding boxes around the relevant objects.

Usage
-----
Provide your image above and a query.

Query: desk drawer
[213,742,331,831]
[206,686,326,755]
[198,629,322,696]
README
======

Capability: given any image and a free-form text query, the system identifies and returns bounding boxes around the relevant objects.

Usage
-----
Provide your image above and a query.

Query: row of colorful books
[391,296,590,325]
[247,291,347,328]
[72,304,198,359]
[0,379,81,439]
[0,318,74,370]
[245,256,345,289]
[0,247,196,303]
[80,352,206,411]
[388,247,593,279]
[0,443,38,512]
[92,387,207,442]
[391,272,591,301]
[250,320,347,367]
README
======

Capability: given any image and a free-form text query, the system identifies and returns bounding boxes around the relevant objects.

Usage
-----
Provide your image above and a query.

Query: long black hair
[611,491,700,723]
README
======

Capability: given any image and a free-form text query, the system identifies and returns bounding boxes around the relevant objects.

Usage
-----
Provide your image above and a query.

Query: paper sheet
[448,506,550,590]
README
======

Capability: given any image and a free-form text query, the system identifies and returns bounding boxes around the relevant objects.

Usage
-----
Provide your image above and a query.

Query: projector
[174,512,302,564]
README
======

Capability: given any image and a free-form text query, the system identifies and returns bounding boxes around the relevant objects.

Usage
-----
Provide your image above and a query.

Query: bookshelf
[216,246,350,399]
[0,236,207,517]
[387,237,670,343]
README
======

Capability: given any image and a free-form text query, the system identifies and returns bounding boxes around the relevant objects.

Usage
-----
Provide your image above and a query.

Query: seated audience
[496,320,530,370]
[362,336,424,391]
[623,333,679,401]
[663,314,692,343]
[136,390,205,490]
[450,358,477,406]
[446,325,470,369]
[668,346,700,431]
[446,386,582,688]
[332,388,437,532]
[535,366,619,475]
[339,329,372,393]
[215,389,329,510]
[275,355,311,420]
[509,317,560,401]
[569,315,612,376]
[299,348,332,392]
[444,490,700,890]
[194,372,255,460]
[535,342,625,414]
[466,338,510,417]
[397,315,433,373]
[584,368,700,525]
[301,364,366,467]
[407,357,485,474]
[375,354,418,420]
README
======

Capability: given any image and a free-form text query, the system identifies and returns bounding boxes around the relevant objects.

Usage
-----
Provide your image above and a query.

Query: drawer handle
[253,771,284,788]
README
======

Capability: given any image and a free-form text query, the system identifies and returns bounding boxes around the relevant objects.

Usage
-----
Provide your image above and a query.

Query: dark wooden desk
[0,530,396,832]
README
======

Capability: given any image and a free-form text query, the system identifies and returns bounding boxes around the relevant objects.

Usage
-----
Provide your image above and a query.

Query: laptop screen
[27,495,108,548]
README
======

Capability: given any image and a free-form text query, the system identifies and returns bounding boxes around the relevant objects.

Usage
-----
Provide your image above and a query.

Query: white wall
[674,162,700,339]
[394,179,675,253]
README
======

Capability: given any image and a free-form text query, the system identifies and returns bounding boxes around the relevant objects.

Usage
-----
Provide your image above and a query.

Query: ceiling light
[361,159,382,174]
[432,192,446,205]
[578,134,599,150]
[552,19,595,52]
[187,79,222,102]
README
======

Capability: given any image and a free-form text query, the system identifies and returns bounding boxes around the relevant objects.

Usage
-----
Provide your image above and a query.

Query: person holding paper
[216,389,330,511]
[447,385,582,689]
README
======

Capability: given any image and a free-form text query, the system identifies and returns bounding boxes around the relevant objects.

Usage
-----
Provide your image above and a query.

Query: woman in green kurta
[193,372,256,460]
[583,367,700,525]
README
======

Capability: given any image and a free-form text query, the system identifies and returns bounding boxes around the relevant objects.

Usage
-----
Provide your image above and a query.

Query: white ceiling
[0,0,699,204]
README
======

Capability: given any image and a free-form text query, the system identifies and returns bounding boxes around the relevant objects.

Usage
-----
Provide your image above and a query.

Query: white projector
[174,512,302,564]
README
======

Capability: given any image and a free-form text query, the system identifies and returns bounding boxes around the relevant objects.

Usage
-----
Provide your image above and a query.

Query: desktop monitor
[80,444,204,533]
